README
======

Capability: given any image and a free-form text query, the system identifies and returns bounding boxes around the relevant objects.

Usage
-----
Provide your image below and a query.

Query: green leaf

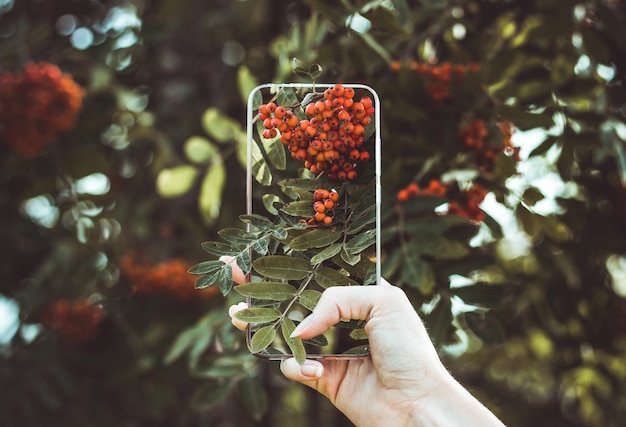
[256,120,286,170]
[311,243,343,264]
[191,380,234,410]
[281,200,315,217]
[239,375,268,422]
[271,226,289,240]
[281,318,307,365]
[188,260,224,275]
[464,312,506,345]
[298,289,322,311]
[400,252,435,293]
[217,264,234,295]
[315,267,358,287]
[349,328,368,340]
[344,229,376,254]
[340,247,361,266]
[452,284,512,308]
[240,214,273,229]
[199,161,226,224]
[250,325,277,353]
[184,136,221,164]
[522,187,545,206]
[262,194,282,215]
[238,65,259,106]
[278,177,334,191]
[163,328,209,366]
[234,308,282,323]
[424,297,453,349]
[399,196,447,214]
[201,241,240,256]
[156,165,198,198]
[234,282,297,301]
[289,229,342,251]
[250,138,272,185]
[499,105,554,130]
[202,107,244,143]
[253,255,311,280]
[346,205,377,234]
[218,228,257,246]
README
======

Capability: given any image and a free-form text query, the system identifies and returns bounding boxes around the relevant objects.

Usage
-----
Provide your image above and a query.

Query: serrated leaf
[311,243,343,264]
[188,260,224,275]
[234,282,297,301]
[281,200,314,217]
[344,229,376,254]
[234,308,282,323]
[281,318,307,365]
[289,229,342,251]
[201,241,240,256]
[298,289,322,311]
[217,264,233,295]
[250,325,277,353]
[315,267,358,287]
[253,255,311,280]
[262,194,282,215]
[341,247,361,266]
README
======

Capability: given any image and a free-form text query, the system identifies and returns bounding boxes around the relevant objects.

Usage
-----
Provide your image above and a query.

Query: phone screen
[243,83,380,361]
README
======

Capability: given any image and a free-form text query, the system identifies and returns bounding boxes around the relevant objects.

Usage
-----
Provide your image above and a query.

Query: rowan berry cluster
[459,119,520,171]
[448,185,488,222]
[258,84,374,181]
[40,299,106,345]
[0,62,84,159]
[396,179,488,222]
[396,180,447,202]
[302,188,340,226]
[390,60,480,102]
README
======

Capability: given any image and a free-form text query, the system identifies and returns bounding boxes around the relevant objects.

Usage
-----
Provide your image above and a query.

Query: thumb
[280,358,324,385]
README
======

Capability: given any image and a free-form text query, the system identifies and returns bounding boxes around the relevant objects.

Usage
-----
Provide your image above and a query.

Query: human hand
[225,265,505,427]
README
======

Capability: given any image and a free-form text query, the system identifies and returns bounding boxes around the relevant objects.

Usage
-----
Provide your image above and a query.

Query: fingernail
[290,314,314,338]
[300,361,323,378]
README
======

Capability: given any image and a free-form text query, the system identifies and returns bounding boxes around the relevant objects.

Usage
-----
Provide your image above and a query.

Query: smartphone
[243,83,380,361]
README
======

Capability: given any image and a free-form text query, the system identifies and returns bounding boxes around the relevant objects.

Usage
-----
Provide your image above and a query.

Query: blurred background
[1,0,625,426]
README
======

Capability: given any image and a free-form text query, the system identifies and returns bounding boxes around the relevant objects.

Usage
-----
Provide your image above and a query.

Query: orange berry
[305,103,316,116]
[329,191,339,202]
[285,113,299,128]
[332,84,344,97]
[314,189,330,200]
[324,199,335,210]
[314,212,326,222]
[262,128,277,139]
[322,215,333,225]
[343,87,355,99]
[347,170,357,180]
[275,106,287,119]
[337,109,350,122]
[305,125,318,138]
[337,171,347,180]
[314,201,326,213]
[359,151,370,162]
[266,102,277,113]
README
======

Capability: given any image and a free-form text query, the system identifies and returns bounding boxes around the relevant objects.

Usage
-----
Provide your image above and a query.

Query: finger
[219,255,247,285]
[280,358,324,383]
[228,302,249,330]
[290,285,415,339]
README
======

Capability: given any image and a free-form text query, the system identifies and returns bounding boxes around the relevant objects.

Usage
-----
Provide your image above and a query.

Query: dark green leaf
[464,312,506,345]
[281,317,307,365]
[281,200,314,217]
[234,308,282,323]
[271,226,289,240]
[239,375,268,422]
[217,264,234,295]
[234,282,297,301]
[289,229,342,251]
[315,267,358,287]
[188,260,224,275]
[311,243,343,264]
[298,289,322,311]
[190,380,235,410]
[452,284,513,308]
[346,205,376,234]
[201,241,240,257]
[250,325,277,353]
[240,214,274,229]
[344,229,376,254]
[340,247,361,266]
[253,255,311,280]
[522,187,545,206]
[424,297,453,349]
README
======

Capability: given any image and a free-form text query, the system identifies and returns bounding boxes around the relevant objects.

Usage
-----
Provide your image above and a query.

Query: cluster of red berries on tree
[300,188,340,226]
[259,84,374,181]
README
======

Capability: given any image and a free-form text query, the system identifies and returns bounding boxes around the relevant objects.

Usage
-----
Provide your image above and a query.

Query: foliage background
[1,0,625,426]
